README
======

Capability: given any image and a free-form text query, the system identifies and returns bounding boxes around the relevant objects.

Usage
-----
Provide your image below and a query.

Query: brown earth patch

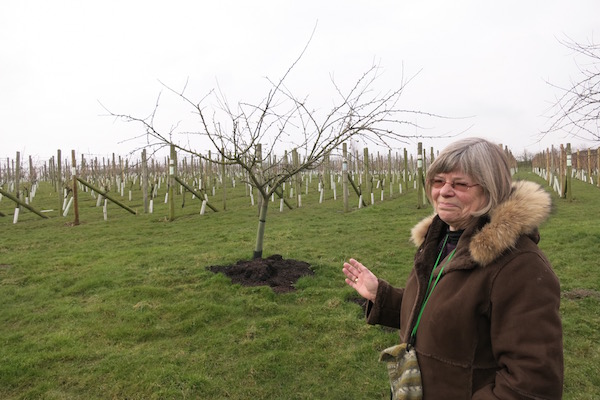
[207,254,314,293]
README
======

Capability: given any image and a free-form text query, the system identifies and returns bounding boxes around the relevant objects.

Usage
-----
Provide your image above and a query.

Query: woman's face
[431,170,487,231]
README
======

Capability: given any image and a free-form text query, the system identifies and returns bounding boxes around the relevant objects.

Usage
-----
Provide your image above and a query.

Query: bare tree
[106,53,451,259]
[542,37,600,143]
[518,148,531,163]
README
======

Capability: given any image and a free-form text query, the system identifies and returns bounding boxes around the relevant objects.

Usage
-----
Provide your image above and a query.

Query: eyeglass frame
[429,178,480,192]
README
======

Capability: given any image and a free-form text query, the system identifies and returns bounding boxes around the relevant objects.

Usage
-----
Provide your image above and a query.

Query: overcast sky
[1,0,598,165]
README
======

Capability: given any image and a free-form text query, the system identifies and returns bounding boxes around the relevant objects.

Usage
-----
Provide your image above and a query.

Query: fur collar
[410,180,552,266]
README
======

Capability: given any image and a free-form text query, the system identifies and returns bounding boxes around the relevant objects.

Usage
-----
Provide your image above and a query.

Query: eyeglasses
[429,178,480,192]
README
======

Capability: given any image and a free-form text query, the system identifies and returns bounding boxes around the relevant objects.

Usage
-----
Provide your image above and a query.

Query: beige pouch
[380,343,423,400]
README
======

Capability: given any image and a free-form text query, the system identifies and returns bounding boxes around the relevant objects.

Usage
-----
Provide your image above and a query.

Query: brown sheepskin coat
[366,181,564,399]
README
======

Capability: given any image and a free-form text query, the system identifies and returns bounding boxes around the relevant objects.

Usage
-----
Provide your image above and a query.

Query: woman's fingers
[343,259,378,302]
[343,258,368,285]
[344,258,362,275]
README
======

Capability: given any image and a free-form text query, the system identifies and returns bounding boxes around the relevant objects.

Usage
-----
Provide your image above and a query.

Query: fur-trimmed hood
[410,180,552,266]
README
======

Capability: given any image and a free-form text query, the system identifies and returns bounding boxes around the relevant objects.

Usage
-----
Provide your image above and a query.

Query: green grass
[1,170,599,399]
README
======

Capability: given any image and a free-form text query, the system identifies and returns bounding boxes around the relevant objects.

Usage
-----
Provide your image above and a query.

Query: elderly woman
[343,138,563,399]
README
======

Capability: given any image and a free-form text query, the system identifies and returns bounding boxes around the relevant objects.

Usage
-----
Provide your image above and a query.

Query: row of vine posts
[531,143,600,201]
[2,141,525,224]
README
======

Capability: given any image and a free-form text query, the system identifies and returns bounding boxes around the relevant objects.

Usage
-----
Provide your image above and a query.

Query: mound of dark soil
[207,254,314,293]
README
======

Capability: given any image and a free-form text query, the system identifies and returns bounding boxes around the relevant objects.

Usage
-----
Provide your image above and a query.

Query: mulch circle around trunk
[207,254,314,293]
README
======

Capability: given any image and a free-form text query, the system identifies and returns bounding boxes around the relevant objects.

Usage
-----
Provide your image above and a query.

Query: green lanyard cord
[410,235,457,342]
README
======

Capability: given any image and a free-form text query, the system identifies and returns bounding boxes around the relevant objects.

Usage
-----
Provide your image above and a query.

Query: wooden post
[283,150,289,197]
[547,147,551,185]
[566,143,572,201]
[551,147,556,184]
[403,148,408,192]
[6,157,10,185]
[587,148,592,185]
[597,147,600,188]
[110,153,116,192]
[71,150,80,225]
[575,149,580,181]
[57,149,63,215]
[221,148,227,211]
[292,148,301,207]
[207,150,213,196]
[343,143,349,213]
[29,155,36,185]
[429,147,434,174]
[559,145,565,196]
[417,142,425,209]
[15,152,21,208]
[168,145,176,221]
[142,149,149,213]
[48,157,54,192]
[363,148,372,204]
[119,155,124,197]
[324,151,331,190]
[7,157,12,185]
[387,149,392,198]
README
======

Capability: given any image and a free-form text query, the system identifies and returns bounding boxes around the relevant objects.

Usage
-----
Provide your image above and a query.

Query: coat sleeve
[365,278,404,329]
[472,252,564,400]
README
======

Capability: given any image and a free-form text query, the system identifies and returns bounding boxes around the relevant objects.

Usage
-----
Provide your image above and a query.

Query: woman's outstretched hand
[343,258,379,303]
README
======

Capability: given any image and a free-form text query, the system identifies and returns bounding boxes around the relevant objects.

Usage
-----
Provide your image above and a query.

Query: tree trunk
[253,194,269,259]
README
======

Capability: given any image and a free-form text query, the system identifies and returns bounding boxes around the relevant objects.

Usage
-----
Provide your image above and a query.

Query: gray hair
[425,137,513,216]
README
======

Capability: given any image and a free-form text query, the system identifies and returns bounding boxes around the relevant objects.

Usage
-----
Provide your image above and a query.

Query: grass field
[1,169,599,399]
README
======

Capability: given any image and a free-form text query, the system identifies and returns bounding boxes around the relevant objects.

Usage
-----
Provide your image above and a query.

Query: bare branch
[541,36,600,143]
